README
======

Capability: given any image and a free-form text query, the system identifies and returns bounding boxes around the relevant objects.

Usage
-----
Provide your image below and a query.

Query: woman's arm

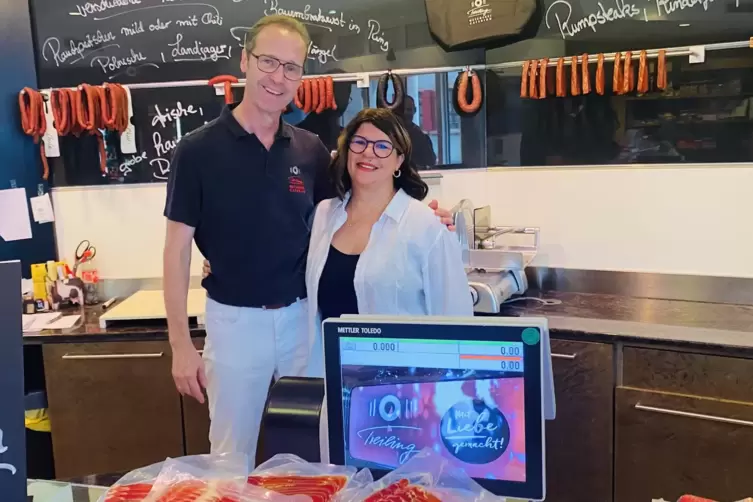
[422,230,474,316]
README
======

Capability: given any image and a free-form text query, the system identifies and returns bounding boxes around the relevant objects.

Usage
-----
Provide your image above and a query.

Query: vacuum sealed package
[248,453,368,502]
[342,449,505,502]
[99,453,298,502]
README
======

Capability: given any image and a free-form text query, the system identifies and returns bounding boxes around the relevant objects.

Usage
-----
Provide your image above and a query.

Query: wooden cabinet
[43,341,184,479]
[183,338,211,455]
[545,339,614,502]
[615,386,753,502]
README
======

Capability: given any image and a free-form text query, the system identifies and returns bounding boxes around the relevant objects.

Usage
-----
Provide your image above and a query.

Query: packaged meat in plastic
[248,453,367,502]
[99,453,255,502]
[344,449,505,502]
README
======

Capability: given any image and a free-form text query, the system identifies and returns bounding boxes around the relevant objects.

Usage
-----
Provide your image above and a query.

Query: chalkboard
[0,261,26,502]
[30,0,485,88]
[520,0,753,53]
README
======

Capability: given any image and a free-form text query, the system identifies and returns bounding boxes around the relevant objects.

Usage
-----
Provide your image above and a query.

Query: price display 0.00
[373,342,397,351]
[501,360,522,371]
[500,345,522,356]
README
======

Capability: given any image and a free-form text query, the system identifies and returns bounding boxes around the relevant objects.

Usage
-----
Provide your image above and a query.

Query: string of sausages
[520,49,668,99]
[18,88,50,180]
[295,76,337,114]
[19,83,133,180]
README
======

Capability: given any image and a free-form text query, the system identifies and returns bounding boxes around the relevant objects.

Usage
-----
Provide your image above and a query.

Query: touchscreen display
[339,337,526,482]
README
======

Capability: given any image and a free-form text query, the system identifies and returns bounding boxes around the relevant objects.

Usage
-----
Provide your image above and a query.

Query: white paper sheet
[22,312,62,332]
[43,315,81,330]
[0,188,33,241]
[30,193,55,223]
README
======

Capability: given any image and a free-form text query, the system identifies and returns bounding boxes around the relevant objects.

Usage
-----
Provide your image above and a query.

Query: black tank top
[318,245,360,321]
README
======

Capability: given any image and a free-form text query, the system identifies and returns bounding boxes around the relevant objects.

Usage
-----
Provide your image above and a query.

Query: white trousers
[202,296,310,465]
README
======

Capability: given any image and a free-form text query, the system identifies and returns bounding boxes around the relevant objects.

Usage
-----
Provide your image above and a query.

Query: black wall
[0,1,56,273]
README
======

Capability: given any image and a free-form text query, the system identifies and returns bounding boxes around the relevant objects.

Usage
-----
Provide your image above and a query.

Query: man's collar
[336,189,411,223]
[220,103,292,140]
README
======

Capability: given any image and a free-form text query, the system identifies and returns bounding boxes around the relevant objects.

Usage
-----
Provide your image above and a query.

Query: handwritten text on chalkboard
[0,429,18,476]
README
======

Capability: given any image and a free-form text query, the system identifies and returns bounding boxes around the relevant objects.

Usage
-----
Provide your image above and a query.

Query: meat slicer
[453,199,538,314]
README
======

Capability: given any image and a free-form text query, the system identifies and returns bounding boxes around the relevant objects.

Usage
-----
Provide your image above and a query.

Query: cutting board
[99,289,206,328]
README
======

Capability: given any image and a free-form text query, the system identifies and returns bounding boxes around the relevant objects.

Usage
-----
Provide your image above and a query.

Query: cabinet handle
[552,353,577,360]
[635,403,753,428]
[62,352,164,360]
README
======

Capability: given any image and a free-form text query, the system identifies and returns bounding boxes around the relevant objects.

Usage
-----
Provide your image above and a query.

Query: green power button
[522,328,540,345]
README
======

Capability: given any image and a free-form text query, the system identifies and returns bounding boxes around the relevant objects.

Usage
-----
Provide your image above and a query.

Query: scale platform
[99,289,206,328]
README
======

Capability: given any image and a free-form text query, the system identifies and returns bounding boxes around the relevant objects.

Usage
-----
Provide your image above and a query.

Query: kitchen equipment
[453,199,538,314]
[99,289,206,328]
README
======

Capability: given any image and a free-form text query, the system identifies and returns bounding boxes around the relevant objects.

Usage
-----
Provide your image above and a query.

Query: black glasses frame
[348,135,396,158]
[250,53,304,81]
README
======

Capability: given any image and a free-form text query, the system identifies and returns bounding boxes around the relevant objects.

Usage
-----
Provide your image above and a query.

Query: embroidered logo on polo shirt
[288,166,305,193]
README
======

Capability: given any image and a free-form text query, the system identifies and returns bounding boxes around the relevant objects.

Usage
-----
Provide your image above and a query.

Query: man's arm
[163,139,206,403]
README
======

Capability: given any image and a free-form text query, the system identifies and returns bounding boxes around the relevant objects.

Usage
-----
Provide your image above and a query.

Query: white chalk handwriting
[166,33,231,62]
[545,0,642,39]
[90,48,150,76]
[41,32,117,66]
[308,41,339,64]
[153,131,179,157]
[264,0,346,31]
[0,429,18,476]
[151,102,203,129]
[70,0,141,18]
[367,20,389,52]
[654,0,715,16]
[86,2,220,22]
[151,158,171,180]
[119,152,147,175]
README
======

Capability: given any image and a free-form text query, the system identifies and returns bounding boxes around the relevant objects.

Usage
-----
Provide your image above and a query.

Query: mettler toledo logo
[440,398,509,464]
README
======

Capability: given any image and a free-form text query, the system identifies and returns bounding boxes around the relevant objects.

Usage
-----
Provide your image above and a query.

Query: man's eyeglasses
[250,53,304,81]
[349,135,395,158]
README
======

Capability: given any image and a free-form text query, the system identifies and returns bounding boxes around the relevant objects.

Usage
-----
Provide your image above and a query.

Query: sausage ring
[208,75,238,105]
[453,69,484,116]
[376,70,404,111]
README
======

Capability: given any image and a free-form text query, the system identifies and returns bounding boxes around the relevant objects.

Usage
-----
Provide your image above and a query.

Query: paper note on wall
[0,188,32,242]
[29,193,54,223]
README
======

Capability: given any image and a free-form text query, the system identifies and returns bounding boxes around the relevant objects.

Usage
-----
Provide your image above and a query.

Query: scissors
[73,239,97,275]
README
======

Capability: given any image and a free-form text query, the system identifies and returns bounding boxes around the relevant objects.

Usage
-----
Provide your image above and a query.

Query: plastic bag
[343,449,505,502]
[248,454,368,502]
[98,453,251,502]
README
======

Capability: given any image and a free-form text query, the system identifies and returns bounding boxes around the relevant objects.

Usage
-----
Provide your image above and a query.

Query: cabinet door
[44,341,183,479]
[615,387,753,502]
[183,338,211,455]
[545,339,614,502]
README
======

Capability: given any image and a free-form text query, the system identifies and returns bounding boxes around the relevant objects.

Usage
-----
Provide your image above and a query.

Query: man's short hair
[245,15,311,55]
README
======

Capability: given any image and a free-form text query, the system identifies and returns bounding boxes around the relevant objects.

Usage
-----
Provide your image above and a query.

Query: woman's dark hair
[330,108,429,201]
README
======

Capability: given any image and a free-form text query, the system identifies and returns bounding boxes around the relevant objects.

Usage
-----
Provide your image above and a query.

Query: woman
[305,107,473,375]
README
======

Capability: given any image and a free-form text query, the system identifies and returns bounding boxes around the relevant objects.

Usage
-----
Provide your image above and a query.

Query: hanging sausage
[622,51,634,94]
[657,49,668,90]
[637,50,649,94]
[208,75,238,105]
[18,87,49,180]
[581,54,591,95]
[528,59,538,99]
[570,55,580,96]
[556,58,566,97]
[376,70,405,112]
[520,60,531,98]
[595,54,605,95]
[76,83,107,174]
[613,52,623,95]
[453,68,484,116]
[538,58,549,99]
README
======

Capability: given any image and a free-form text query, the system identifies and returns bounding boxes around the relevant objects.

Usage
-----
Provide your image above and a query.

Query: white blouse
[304,189,474,377]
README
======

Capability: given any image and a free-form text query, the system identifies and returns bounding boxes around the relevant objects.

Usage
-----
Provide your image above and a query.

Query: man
[163,15,453,462]
[399,95,437,169]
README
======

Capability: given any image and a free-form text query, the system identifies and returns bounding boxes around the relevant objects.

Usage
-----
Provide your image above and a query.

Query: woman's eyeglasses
[349,135,395,158]
[251,53,304,81]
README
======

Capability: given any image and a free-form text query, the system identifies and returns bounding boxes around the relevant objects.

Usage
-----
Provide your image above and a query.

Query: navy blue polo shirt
[164,103,334,308]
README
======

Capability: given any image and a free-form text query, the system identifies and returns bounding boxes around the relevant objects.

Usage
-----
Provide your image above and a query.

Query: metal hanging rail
[63,38,753,92]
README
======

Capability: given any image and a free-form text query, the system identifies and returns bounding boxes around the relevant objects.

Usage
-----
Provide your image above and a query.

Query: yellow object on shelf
[25,408,50,433]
